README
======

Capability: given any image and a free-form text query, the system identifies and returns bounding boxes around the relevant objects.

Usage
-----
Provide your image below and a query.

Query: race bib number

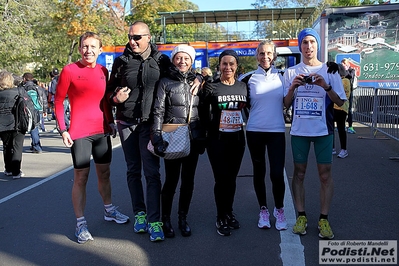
[294,96,324,119]
[219,110,243,132]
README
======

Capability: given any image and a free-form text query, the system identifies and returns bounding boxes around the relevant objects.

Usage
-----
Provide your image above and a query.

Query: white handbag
[148,95,194,159]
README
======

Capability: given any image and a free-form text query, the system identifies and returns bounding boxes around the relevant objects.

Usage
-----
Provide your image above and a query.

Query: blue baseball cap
[298,28,321,53]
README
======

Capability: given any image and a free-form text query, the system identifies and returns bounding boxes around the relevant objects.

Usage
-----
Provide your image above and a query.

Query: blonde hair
[256,40,277,57]
[201,67,212,77]
[0,71,15,90]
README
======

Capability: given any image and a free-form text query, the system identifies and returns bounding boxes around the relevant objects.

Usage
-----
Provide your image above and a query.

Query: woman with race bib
[199,50,247,236]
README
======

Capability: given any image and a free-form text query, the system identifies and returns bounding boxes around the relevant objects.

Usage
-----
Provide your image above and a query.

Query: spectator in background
[55,31,129,244]
[0,71,26,179]
[341,58,356,134]
[20,73,46,154]
[33,79,48,133]
[201,67,213,83]
[48,68,59,121]
[212,65,220,81]
[333,64,351,159]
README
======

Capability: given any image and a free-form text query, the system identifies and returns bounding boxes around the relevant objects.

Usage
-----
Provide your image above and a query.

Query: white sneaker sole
[104,216,129,224]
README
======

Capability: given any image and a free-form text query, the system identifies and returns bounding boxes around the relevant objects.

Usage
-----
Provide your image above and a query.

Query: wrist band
[325,85,332,92]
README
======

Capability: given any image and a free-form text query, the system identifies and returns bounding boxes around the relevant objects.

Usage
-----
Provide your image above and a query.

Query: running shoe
[104,206,129,224]
[332,149,337,155]
[337,149,348,158]
[148,222,164,242]
[134,211,147,233]
[12,171,25,179]
[226,213,240,229]
[4,170,12,176]
[216,217,231,236]
[292,215,307,235]
[347,127,356,134]
[318,219,334,239]
[75,221,94,244]
[273,207,288,230]
[258,206,271,229]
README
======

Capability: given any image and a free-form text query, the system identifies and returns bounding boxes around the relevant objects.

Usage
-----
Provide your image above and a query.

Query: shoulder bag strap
[187,94,194,124]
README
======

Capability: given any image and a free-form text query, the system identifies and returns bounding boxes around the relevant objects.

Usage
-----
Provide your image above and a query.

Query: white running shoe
[337,149,348,158]
[258,206,271,229]
[273,207,288,230]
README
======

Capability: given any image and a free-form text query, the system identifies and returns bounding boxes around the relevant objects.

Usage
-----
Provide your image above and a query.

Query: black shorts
[71,134,112,169]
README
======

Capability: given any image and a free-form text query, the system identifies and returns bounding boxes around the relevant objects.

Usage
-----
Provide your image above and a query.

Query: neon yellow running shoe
[318,219,334,239]
[292,216,307,235]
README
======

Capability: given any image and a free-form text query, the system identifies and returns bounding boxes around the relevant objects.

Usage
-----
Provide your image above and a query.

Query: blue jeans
[117,122,161,223]
[30,127,42,152]
[39,111,45,131]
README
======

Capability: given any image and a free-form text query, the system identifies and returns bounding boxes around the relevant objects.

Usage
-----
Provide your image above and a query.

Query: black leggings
[207,132,245,218]
[161,141,200,217]
[246,131,286,209]
[334,109,347,150]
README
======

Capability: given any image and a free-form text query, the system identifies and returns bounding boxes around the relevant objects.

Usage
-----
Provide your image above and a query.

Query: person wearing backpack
[0,71,26,179]
[21,73,46,153]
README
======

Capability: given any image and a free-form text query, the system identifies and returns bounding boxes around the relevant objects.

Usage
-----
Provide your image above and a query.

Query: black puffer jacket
[151,65,205,149]
[106,43,171,123]
[0,87,20,132]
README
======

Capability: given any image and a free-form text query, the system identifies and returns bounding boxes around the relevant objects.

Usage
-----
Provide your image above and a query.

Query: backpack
[13,93,36,133]
[26,86,43,110]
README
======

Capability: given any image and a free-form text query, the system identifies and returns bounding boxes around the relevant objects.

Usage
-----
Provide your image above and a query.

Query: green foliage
[331,0,361,6]
[0,0,49,76]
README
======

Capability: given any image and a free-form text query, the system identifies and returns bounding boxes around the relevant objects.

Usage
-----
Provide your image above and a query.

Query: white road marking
[280,169,305,266]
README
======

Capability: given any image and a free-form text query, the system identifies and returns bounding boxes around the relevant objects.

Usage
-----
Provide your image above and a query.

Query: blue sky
[190,0,253,11]
[189,0,255,33]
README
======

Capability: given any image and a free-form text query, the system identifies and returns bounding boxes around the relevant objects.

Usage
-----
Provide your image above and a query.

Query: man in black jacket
[107,21,202,242]
[106,21,173,242]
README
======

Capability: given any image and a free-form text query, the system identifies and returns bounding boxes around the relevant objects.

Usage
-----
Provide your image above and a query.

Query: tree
[250,0,323,39]
[0,0,49,75]
[51,0,128,64]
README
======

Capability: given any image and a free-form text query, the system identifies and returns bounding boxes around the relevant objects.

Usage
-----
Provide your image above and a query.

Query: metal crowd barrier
[352,87,399,141]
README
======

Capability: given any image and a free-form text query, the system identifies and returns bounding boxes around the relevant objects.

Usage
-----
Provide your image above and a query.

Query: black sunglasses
[128,34,149,41]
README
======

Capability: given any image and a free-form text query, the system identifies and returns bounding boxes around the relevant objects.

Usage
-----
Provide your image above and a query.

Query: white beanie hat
[170,45,196,64]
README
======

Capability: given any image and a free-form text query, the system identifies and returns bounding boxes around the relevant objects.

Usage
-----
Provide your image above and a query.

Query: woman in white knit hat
[150,44,205,238]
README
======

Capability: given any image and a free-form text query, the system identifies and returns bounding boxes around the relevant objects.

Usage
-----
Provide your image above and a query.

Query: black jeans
[346,91,354,127]
[161,141,200,217]
[334,109,347,150]
[0,130,25,176]
[117,122,161,223]
[246,131,286,209]
[207,132,245,218]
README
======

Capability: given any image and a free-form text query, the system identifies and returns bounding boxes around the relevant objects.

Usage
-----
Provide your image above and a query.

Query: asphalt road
[1,120,398,266]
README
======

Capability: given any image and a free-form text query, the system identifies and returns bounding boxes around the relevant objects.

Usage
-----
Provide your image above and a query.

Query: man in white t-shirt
[283,28,347,239]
